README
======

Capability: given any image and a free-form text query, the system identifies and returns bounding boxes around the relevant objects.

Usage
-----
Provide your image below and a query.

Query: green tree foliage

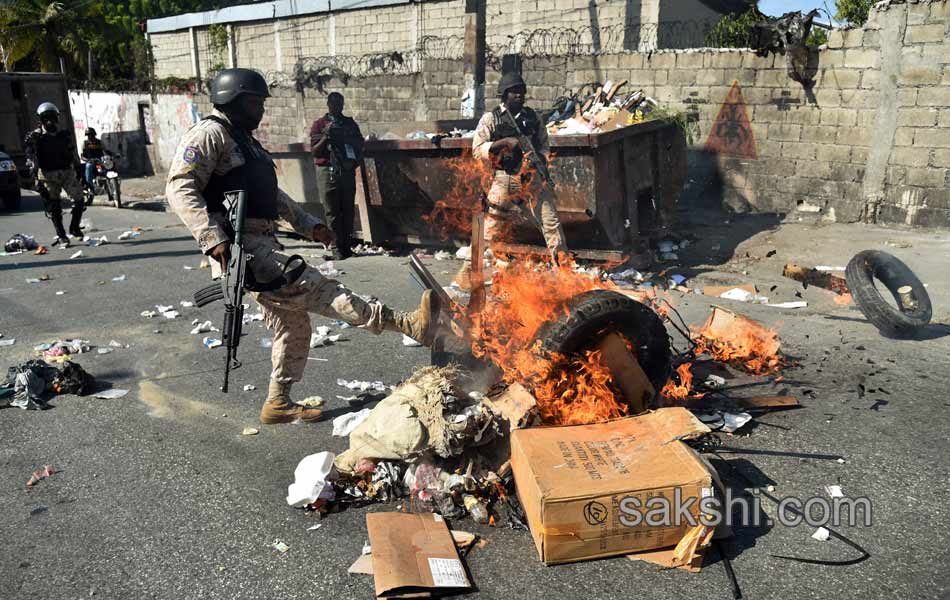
[0,1,229,81]
[834,0,874,26]
[705,7,768,48]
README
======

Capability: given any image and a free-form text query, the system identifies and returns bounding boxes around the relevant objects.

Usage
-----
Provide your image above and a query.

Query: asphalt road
[1,189,948,599]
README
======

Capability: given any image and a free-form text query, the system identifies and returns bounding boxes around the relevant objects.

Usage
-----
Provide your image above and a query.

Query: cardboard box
[510,408,714,565]
[367,512,472,598]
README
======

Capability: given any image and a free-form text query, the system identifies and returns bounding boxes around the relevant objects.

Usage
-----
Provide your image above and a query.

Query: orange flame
[661,363,696,403]
[471,258,649,425]
[693,310,781,375]
[421,155,493,240]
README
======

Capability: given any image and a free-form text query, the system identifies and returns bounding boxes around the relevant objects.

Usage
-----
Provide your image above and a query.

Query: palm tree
[0,1,99,74]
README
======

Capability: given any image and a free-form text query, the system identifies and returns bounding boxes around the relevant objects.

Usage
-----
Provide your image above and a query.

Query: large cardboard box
[510,408,714,565]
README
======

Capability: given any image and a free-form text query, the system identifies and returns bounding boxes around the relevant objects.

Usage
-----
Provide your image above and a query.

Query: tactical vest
[490,106,542,174]
[202,116,279,221]
[34,130,75,171]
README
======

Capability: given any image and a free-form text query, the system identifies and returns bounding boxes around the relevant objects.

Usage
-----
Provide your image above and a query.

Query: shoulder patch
[182,145,201,164]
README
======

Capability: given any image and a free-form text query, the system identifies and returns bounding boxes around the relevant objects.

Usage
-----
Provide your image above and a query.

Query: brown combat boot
[384,290,440,346]
[259,380,323,424]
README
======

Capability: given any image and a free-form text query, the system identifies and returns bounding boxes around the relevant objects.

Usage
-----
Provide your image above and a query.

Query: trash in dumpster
[367,512,472,598]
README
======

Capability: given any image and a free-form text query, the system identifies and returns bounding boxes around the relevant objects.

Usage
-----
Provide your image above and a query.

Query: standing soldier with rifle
[24,102,86,246]
[309,92,364,261]
[472,72,567,257]
[167,69,439,426]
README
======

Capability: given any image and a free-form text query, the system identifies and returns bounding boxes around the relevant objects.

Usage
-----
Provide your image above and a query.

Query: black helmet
[497,72,526,98]
[210,68,270,106]
[85,127,97,136]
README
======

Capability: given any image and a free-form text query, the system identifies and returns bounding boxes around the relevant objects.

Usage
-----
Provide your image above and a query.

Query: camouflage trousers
[36,168,84,238]
[36,168,84,207]
[485,170,567,254]
[240,219,386,384]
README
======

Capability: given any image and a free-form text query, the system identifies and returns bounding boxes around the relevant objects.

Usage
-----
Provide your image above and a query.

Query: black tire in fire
[844,250,932,338]
[535,289,672,391]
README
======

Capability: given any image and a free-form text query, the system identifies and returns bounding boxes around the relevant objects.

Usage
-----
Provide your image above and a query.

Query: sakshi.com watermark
[610,488,873,529]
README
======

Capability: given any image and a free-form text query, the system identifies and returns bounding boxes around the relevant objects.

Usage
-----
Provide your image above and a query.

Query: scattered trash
[0,338,15,347]
[203,337,222,349]
[272,540,289,553]
[402,334,423,347]
[69,250,83,259]
[811,527,831,542]
[179,300,194,308]
[307,524,322,532]
[433,250,453,261]
[34,246,48,255]
[766,301,808,309]
[783,263,849,295]
[825,485,844,498]
[608,268,644,284]
[243,312,264,324]
[310,332,342,348]
[721,412,753,433]
[367,512,472,596]
[190,320,218,335]
[140,310,157,318]
[332,408,373,437]
[96,347,113,355]
[94,388,129,399]
[156,305,179,319]
[117,230,141,241]
[108,340,125,348]
[55,290,66,296]
[287,452,336,507]
[317,261,342,277]
[261,338,273,349]
[704,374,726,388]
[243,384,256,392]
[241,427,259,436]
[111,275,127,282]
[26,464,56,488]
[86,236,109,247]
[336,378,390,393]
[5,233,39,253]
[183,265,195,270]
[299,396,324,408]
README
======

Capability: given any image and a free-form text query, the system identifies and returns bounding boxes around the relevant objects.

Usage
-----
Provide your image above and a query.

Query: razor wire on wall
[270,20,717,91]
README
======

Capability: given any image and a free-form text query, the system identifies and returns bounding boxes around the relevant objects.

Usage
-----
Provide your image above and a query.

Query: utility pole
[461,0,485,119]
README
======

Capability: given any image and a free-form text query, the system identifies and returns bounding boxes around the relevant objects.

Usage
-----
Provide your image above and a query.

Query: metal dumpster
[355,118,687,263]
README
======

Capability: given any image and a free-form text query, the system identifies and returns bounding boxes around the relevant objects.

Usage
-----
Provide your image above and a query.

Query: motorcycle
[83,153,122,208]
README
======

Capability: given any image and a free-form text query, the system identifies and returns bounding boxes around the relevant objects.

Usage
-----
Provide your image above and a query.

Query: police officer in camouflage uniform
[166,68,439,425]
[24,102,85,246]
[472,72,567,255]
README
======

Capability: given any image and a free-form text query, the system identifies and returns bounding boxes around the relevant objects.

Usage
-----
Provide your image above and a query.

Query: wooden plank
[596,332,655,414]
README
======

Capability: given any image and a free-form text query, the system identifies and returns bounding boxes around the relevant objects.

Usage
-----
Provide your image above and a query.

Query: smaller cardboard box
[367,512,472,598]
[511,407,714,565]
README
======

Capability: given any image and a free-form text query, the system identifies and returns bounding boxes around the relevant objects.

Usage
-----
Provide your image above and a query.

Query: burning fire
[660,363,696,403]
[693,309,781,375]
[421,155,493,240]
[471,258,641,425]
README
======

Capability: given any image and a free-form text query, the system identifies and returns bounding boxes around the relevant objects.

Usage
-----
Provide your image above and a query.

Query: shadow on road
[0,248,197,271]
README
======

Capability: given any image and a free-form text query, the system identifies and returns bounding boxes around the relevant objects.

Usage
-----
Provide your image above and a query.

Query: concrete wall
[145,0,950,228]
[68,90,201,175]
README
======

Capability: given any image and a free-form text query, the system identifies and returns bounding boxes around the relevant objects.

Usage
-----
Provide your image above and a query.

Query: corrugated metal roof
[146,0,411,33]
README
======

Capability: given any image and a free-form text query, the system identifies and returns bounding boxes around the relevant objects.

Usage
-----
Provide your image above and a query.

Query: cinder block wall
[147,0,950,228]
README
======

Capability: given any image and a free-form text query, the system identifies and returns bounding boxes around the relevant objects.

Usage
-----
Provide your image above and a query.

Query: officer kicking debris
[166,69,439,425]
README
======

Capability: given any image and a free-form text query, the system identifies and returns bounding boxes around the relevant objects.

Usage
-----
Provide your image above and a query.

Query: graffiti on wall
[704,80,757,160]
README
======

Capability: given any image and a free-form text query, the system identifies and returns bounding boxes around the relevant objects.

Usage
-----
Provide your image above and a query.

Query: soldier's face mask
[41,116,59,132]
[227,95,267,131]
[504,86,527,112]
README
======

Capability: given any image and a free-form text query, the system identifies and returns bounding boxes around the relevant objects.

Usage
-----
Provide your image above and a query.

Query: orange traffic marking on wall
[704,80,757,160]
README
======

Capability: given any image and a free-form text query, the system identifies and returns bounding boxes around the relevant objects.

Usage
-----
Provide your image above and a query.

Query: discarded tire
[535,289,672,391]
[845,250,932,338]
